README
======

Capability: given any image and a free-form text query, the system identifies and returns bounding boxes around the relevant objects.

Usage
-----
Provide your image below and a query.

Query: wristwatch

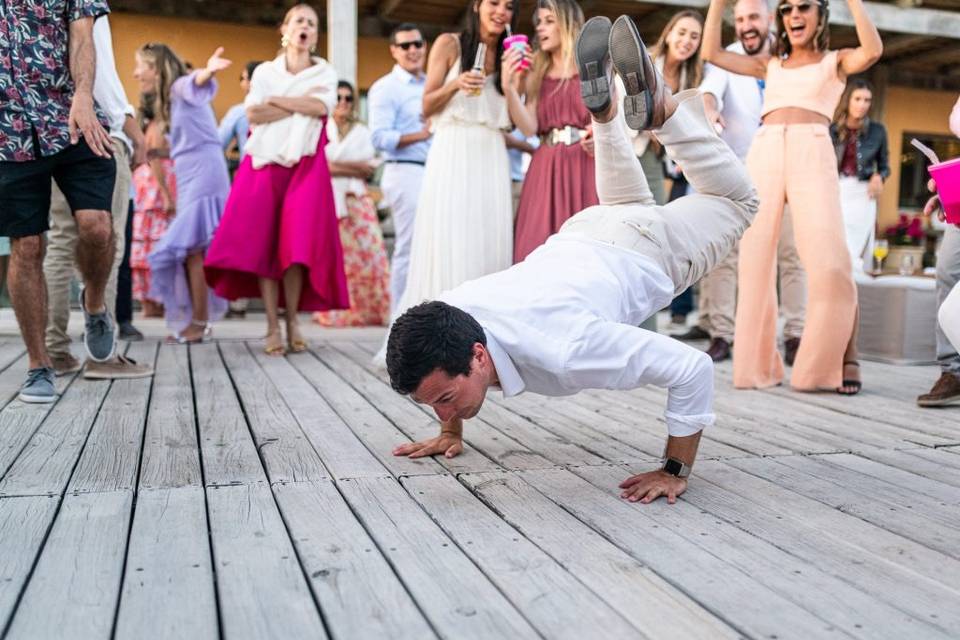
[661,457,692,478]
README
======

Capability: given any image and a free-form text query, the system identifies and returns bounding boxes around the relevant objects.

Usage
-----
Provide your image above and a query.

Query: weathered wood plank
[289,352,446,477]
[206,482,328,640]
[252,349,392,480]
[5,490,132,640]
[403,473,643,639]
[0,342,28,406]
[68,342,155,493]
[520,467,850,639]
[0,363,70,481]
[138,345,202,489]
[218,343,329,483]
[0,376,110,497]
[273,480,437,640]
[728,456,960,559]
[576,464,950,640]
[190,343,265,486]
[813,453,960,502]
[338,476,540,639]
[695,460,960,593]
[326,342,548,472]
[461,471,740,639]
[114,487,218,640]
[0,496,59,632]
[858,449,960,487]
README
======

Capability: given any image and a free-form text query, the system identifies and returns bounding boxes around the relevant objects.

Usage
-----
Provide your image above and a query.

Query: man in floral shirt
[0,0,119,403]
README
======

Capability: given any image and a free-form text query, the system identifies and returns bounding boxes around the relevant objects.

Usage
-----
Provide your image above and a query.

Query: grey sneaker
[50,353,82,376]
[81,288,116,362]
[19,367,56,403]
[118,322,144,342]
[84,354,154,380]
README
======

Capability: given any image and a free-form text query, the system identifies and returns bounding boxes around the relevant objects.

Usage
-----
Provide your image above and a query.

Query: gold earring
[281,34,291,48]
[309,44,316,54]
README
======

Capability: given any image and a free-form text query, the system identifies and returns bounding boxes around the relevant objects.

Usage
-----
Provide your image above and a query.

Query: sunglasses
[337,94,354,103]
[778,1,820,16]
[394,40,424,51]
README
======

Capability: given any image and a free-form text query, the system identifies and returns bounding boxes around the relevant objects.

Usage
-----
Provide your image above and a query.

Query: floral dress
[131,121,177,302]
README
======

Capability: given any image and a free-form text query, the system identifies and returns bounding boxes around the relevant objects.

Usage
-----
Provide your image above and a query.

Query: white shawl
[244,55,338,169]
[325,119,376,219]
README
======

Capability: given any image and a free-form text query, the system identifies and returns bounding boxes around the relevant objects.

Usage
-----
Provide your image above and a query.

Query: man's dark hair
[246,60,263,80]
[390,22,421,44]
[386,301,486,395]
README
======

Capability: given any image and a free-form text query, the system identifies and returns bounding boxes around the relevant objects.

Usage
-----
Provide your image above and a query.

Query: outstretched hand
[205,47,232,75]
[619,469,688,504]
[393,432,463,459]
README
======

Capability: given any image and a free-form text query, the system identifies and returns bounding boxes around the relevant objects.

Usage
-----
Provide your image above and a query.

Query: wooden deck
[0,335,958,640]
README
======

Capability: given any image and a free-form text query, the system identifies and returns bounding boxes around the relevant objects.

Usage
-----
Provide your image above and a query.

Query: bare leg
[9,236,52,369]
[178,252,209,342]
[259,277,284,354]
[283,265,306,350]
[75,209,114,314]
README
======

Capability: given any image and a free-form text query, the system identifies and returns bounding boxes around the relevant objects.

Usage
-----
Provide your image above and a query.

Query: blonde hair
[650,10,704,90]
[136,43,187,133]
[528,0,584,99]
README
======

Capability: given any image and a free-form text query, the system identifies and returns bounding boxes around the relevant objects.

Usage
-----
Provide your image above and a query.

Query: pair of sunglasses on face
[337,94,354,103]
[778,0,821,16]
[394,40,424,51]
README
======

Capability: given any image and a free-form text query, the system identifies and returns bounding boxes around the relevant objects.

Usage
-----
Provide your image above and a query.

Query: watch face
[663,458,683,476]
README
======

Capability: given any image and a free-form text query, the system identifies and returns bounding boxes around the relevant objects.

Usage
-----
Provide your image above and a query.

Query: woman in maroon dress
[503,0,597,263]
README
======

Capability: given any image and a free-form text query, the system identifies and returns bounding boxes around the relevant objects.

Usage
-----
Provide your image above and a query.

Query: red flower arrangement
[884,214,925,246]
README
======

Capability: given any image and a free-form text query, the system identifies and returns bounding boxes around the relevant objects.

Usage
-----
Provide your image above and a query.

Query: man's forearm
[663,431,701,469]
[397,130,428,149]
[69,17,97,98]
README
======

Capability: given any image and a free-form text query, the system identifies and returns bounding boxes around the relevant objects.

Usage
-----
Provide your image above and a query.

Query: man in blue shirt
[368,23,432,313]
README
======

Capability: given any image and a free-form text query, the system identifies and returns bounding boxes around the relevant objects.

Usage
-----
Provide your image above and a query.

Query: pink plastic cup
[503,34,530,70]
[929,156,960,225]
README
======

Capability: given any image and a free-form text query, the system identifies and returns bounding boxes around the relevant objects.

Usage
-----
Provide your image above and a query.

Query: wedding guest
[507,0,597,262]
[704,0,882,394]
[219,60,263,164]
[135,43,232,343]
[368,23,432,314]
[831,78,889,271]
[205,3,347,355]
[314,81,391,327]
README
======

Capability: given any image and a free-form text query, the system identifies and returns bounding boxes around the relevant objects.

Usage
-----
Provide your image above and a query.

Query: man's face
[411,346,491,422]
[734,0,771,55]
[390,29,426,74]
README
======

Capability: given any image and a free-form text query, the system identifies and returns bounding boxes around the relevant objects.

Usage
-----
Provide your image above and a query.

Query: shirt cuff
[664,411,714,437]
[372,130,401,153]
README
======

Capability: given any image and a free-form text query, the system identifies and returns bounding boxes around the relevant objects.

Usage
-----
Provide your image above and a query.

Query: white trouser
[941,282,960,356]
[839,175,876,272]
[380,162,424,313]
[560,90,758,295]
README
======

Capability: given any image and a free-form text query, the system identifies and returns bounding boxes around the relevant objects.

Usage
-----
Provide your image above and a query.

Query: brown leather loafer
[671,326,711,341]
[706,338,731,363]
[609,15,668,130]
[783,337,800,367]
[917,372,960,407]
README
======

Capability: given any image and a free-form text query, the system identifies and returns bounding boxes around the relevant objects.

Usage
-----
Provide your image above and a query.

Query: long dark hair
[459,0,519,95]
[833,77,873,142]
[774,0,830,58]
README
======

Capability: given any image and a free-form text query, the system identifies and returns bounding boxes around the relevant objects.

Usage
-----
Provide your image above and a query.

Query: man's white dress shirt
[93,16,135,154]
[441,233,715,437]
[698,41,763,161]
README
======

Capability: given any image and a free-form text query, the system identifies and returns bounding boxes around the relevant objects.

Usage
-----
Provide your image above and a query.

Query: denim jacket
[830,118,890,182]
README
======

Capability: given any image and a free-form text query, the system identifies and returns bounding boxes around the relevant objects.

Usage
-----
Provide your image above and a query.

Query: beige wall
[879,86,957,228]
[110,13,395,119]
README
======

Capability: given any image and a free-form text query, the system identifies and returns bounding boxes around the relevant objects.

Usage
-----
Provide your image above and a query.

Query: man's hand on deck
[619,469,688,504]
[393,432,463,459]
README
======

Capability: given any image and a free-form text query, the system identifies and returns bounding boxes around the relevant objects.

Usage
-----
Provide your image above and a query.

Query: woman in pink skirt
[205,3,348,354]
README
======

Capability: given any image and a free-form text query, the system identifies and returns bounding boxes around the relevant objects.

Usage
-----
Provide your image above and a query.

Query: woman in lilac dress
[503,0,597,263]
[133,43,231,343]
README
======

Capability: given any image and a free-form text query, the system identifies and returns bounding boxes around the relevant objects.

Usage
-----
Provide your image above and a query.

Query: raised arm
[837,0,883,76]
[501,46,538,137]
[702,0,768,79]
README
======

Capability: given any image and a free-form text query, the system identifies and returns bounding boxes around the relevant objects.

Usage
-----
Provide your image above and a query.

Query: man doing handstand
[386,15,758,504]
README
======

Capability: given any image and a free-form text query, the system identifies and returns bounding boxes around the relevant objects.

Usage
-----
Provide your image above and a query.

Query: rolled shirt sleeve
[562,320,715,437]
[698,64,729,113]
[368,81,402,153]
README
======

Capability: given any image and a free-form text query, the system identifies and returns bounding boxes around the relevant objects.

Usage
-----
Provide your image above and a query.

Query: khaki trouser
[560,90,758,295]
[45,137,131,359]
[697,205,806,343]
[734,123,857,390]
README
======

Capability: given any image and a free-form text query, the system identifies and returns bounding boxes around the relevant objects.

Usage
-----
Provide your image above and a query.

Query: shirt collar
[483,330,525,398]
[392,64,425,84]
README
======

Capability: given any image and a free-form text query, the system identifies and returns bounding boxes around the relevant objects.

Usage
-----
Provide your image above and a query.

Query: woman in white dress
[392,0,527,315]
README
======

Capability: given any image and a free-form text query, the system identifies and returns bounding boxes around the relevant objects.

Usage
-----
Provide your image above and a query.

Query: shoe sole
[18,392,56,404]
[53,365,83,377]
[83,369,154,380]
[576,16,612,115]
[917,395,960,407]
[610,15,654,130]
